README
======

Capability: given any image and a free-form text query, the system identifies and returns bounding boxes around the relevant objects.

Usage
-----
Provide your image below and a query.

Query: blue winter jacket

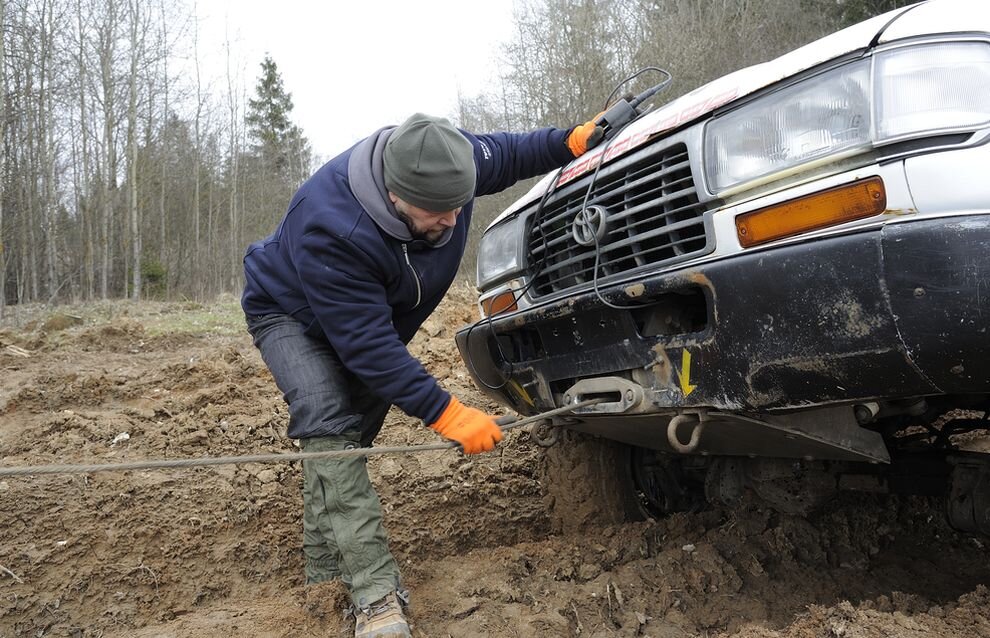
[242,124,573,428]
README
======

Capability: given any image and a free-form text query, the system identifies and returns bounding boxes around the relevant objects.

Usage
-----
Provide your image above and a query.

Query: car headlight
[476,216,525,288]
[876,41,990,140]
[705,40,990,194]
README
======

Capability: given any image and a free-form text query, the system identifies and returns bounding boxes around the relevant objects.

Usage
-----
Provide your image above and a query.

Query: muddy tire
[541,428,646,533]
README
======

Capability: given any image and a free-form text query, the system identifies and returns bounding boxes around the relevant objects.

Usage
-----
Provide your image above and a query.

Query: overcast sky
[196,0,516,161]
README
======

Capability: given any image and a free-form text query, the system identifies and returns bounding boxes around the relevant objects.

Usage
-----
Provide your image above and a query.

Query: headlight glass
[705,61,871,193]
[877,41,990,140]
[477,216,524,288]
[705,40,990,194]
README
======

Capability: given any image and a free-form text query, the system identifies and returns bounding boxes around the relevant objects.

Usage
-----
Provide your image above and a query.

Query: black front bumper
[456,215,990,416]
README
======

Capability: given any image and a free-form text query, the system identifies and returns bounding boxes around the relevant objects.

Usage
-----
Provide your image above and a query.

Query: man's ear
[387,191,399,205]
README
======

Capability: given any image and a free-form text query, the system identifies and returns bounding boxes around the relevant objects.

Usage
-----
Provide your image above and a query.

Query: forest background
[0,0,913,313]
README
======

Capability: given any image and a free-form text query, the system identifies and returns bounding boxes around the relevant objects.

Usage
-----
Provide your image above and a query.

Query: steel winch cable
[0,399,604,477]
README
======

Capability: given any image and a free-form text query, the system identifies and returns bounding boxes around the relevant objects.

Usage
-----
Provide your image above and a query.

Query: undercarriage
[541,399,990,536]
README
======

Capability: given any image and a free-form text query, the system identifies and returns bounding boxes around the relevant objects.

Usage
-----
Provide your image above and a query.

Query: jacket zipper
[401,243,422,309]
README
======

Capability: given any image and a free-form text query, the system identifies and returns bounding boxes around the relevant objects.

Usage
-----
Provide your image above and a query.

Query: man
[242,112,602,637]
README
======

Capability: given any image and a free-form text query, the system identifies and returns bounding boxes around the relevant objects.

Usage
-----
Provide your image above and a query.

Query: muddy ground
[1,290,989,637]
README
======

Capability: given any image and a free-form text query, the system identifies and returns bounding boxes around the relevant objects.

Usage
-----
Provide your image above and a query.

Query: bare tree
[224,30,239,294]
[0,0,7,316]
[74,0,96,300]
[125,0,141,299]
[94,0,120,299]
[157,0,169,296]
[192,0,204,294]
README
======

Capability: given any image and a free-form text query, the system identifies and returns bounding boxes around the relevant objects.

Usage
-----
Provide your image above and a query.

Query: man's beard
[397,210,444,244]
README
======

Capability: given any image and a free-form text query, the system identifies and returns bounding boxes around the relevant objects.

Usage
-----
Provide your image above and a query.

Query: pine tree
[245,55,311,181]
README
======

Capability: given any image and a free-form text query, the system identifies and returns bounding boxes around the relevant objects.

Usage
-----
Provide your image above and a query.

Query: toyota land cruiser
[456,0,990,531]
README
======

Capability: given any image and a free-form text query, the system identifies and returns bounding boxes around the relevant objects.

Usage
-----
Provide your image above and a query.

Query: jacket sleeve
[470,127,574,197]
[295,223,451,424]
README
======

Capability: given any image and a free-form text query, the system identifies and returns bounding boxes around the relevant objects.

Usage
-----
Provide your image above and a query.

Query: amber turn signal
[480,291,518,318]
[735,177,886,248]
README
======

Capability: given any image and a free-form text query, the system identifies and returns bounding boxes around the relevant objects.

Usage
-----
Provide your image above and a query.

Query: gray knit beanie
[383,113,476,211]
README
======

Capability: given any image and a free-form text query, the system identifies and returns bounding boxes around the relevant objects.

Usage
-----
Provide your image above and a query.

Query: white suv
[456,0,990,530]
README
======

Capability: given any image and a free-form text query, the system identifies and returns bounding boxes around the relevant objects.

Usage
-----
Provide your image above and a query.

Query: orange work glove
[565,116,605,157]
[430,396,503,454]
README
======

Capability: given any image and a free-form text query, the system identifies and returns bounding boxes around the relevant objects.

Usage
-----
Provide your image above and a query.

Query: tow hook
[667,411,708,453]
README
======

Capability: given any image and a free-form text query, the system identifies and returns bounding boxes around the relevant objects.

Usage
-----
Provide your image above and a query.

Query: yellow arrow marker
[680,349,697,396]
[508,379,535,407]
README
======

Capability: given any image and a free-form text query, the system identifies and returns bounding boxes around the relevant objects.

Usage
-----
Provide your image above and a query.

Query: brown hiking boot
[354,591,410,638]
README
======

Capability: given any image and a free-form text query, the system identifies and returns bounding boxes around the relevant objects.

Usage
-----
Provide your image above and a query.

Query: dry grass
[0,294,244,337]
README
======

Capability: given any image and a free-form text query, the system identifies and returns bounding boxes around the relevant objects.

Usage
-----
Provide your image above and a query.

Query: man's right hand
[430,396,503,454]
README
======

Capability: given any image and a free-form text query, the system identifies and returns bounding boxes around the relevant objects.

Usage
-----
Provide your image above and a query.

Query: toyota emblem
[572,205,609,247]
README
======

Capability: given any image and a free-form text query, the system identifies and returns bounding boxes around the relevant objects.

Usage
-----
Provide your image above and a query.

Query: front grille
[526,142,710,297]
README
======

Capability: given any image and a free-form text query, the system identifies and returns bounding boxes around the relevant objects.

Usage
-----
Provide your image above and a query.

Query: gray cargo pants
[247,313,402,609]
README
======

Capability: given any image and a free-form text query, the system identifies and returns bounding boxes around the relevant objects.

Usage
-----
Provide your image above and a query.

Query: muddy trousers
[246,313,402,609]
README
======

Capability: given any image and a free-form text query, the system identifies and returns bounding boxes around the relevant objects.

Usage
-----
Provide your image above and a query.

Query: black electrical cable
[603,66,672,112]
[584,68,674,311]
[580,132,641,311]
[463,67,674,388]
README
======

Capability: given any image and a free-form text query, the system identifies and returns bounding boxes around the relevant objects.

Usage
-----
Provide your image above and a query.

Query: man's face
[389,193,462,244]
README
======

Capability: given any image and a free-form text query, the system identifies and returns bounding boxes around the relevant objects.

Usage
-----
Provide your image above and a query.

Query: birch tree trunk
[193,0,203,294]
[159,0,168,294]
[98,6,115,299]
[225,35,238,296]
[76,0,95,300]
[126,0,140,300]
[22,1,39,302]
[0,0,7,317]
[39,0,58,302]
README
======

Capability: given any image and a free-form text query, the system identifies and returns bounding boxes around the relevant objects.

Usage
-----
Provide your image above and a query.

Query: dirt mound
[2,296,989,637]
[39,313,84,333]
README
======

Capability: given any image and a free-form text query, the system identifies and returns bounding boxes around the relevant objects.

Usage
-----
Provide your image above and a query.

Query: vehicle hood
[488,0,984,231]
